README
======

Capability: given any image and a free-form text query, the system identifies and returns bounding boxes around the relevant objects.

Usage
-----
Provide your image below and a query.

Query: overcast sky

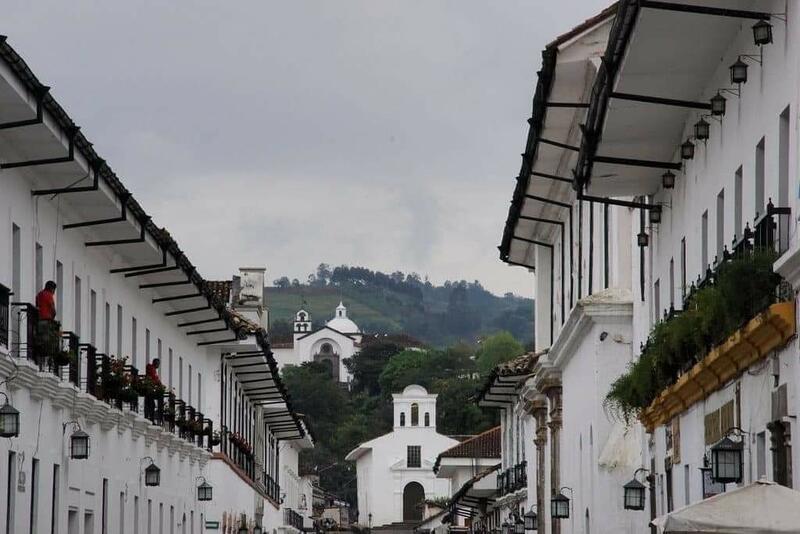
[5,1,609,296]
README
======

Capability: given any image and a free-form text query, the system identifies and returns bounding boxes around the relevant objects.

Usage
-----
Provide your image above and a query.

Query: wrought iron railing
[496,461,527,496]
[284,508,304,530]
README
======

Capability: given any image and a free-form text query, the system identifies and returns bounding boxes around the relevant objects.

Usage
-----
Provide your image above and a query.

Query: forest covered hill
[266,263,533,347]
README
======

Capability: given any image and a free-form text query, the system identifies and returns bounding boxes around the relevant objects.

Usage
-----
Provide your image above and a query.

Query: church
[346,385,460,528]
[270,302,362,383]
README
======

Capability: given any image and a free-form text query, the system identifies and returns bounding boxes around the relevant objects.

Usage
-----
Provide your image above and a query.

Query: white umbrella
[652,479,800,533]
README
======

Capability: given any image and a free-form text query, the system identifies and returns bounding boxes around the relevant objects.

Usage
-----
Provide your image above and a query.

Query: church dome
[326,302,360,334]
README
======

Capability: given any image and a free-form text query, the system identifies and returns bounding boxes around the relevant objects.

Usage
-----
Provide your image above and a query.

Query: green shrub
[605,249,780,420]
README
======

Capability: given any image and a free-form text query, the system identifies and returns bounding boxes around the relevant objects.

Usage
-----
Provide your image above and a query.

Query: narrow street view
[2,1,800,533]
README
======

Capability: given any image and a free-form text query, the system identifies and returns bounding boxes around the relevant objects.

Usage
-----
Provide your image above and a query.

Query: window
[56,261,63,319]
[29,458,39,534]
[168,349,173,389]
[159,502,164,534]
[117,305,123,357]
[35,243,43,293]
[90,290,97,345]
[188,364,192,405]
[701,211,709,273]
[757,431,766,480]
[74,277,82,336]
[197,373,202,408]
[321,343,332,354]
[145,329,151,364]
[7,451,17,534]
[131,317,138,367]
[669,259,675,308]
[716,189,725,261]
[157,338,162,363]
[102,477,108,534]
[147,499,152,534]
[407,445,421,468]
[134,496,139,534]
[680,238,687,301]
[654,279,660,323]
[734,167,743,239]
[119,492,125,534]
[51,464,60,534]
[410,403,419,426]
[104,302,111,354]
[11,226,21,350]
[684,464,690,506]
[779,106,790,207]
[400,413,406,427]
[178,357,183,398]
[424,412,430,427]
[756,137,765,216]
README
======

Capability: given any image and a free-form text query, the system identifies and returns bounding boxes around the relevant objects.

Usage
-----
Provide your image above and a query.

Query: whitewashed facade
[0,36,309,533]
[495,1,800,533]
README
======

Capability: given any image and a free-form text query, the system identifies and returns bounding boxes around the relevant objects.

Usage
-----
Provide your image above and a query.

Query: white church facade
[271,303,361,384]
[346,385,459,528]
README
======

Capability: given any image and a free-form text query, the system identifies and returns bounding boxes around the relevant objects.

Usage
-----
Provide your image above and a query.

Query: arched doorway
[402,481,425,522]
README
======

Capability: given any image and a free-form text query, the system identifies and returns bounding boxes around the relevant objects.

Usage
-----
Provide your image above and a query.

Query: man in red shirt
[35,281,57,321]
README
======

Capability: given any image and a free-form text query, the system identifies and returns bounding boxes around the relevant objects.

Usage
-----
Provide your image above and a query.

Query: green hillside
[266,264,533,347]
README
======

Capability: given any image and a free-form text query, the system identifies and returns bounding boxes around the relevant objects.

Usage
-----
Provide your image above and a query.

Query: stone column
[532,402,548,533]
[545,382,563,534]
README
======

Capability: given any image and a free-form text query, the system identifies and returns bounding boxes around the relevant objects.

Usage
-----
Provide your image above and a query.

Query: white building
[494,1,800,532]
[271,303,361,383]
[0,34,310,534]
[346,385,459,527]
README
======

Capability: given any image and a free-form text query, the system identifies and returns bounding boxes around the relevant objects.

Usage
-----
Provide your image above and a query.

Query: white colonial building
[346,385,459,528]
[0,34,312,534]
[271,303,361,384]
[488,1,800,533]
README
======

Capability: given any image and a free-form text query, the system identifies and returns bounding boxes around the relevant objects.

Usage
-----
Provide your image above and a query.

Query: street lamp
[514,514,525,534]
[637,231,649,248]
[649,206,662,225]
[196,477,213,501]
[680,139,695,160]
[524,506,538,531]
[63,421,90,460]
[753,19,773,46]
[694,117,710,141]
[622,468,652,510]
[710,92,727,116]
[662,170,675,189]
[141,457,161,487]
[551,487,572,519]
[730,57,748,85]
[711,427,747,484]
[0,393,20,438]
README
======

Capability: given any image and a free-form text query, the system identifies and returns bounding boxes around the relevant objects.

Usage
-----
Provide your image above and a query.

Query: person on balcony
[146,358,162,385]
[144,358,163,422]
[34,281,59,366]
[35,281,57,321]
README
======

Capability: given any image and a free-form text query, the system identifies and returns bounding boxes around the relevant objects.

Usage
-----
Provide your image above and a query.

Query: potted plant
[210,431,222,447]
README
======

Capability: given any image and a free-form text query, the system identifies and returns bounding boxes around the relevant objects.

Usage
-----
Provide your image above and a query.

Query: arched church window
[424,412,430,427]
[299,312,306,321]
[321,343,333,354]
[400,413,406,427]
[411,403,419,426]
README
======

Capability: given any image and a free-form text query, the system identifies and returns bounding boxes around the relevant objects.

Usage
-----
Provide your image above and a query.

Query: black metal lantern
[70,429,90,460]
[694,117,710,141]
[144,462,161,487]
[623,478,646,510]
[253,526,263,534]
[514,517,525,534]
[197,480,213,501]
[501,520,511,534]
[637,231,649,247]
[662,170,675,189]
[649,206,662,225]
[681,139,695,160]
[730,57,748,84]
[711,436,743,484]
[753,19,773,46]
[524,508,538,531]
[0,397,20,438]
[551,491,570,519]
[238,524,248,534]
[710,92,727,116]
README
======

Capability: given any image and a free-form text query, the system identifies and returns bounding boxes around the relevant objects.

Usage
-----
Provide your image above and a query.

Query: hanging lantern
[730,57,748,84]
[752,19,773,46]
[70,429,90,460]
[680,140,695,160]
[253,526,263,534]
[551,492,570,519]
[197,480,213,501]
[501,520,511,534]
[623,478,646,510]
[144,463,161,487]
[710,436,743,484]
[238,525,249,534]
[514,517,525,534]
[524,509,538,531]
[662,170,675,189]
[694,117,710,141]
[649,207,662,225]
[0,399,20,438]
[637,232,649,247]
[710,92,727,117]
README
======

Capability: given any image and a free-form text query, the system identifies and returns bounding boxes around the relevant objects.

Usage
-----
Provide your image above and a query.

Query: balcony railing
[254,465,281,503]
[496,461,527,496]
[2,302,215,450]
[284,508,304,530]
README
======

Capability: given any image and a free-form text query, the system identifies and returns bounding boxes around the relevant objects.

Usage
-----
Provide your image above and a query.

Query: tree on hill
[474,331,524,375]
[344,341,404,396]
